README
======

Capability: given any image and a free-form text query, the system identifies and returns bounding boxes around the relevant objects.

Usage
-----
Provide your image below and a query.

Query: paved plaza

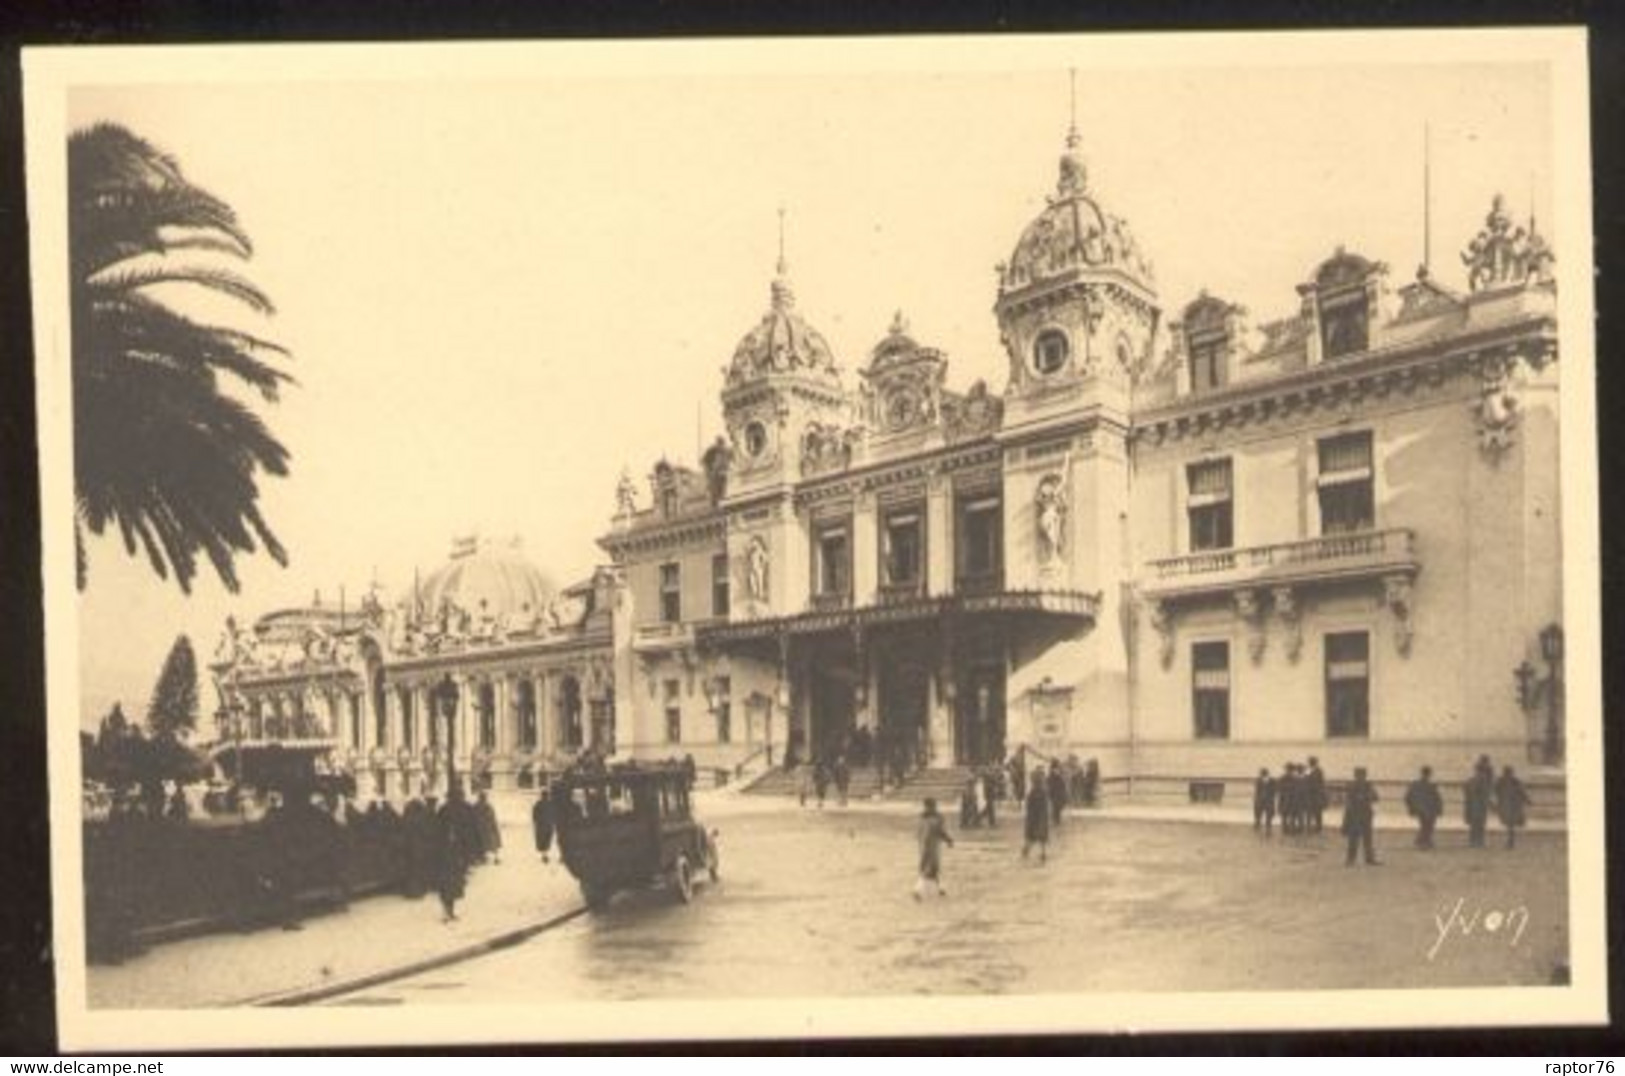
[316,798,1568,1006]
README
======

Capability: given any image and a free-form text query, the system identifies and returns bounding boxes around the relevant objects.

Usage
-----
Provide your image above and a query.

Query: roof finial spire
[1056,69,1088,197]
[1419,121,1432,280]
[1067,67,1079,150]
[770,203,795,311]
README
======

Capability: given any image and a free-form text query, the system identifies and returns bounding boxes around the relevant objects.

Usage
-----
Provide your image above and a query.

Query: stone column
[926,471,952,596]
[852,489,878,606]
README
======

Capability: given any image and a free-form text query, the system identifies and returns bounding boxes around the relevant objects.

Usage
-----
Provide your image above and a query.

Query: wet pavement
[325,801,1569,1004]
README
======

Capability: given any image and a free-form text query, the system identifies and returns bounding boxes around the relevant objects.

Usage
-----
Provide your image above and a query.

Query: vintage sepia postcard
[23,29,1605,1051]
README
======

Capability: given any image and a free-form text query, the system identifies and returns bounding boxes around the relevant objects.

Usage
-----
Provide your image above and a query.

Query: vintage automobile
[553,762,719,909]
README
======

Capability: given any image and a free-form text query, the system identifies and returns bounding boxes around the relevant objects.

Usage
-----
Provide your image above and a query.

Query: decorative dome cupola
[720,213,853,495]
[724,253,840,390]
[994,108,1161,428]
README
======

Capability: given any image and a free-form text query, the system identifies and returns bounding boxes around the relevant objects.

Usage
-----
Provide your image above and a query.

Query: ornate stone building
[600,124,1563,803]
[211,123,1564,805]
[209,536,619,798]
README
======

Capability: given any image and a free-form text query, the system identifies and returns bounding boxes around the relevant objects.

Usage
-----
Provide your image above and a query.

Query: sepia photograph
[22,29,1605,1050]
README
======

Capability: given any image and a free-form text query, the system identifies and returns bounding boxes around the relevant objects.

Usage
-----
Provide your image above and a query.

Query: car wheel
[674,854,694,904]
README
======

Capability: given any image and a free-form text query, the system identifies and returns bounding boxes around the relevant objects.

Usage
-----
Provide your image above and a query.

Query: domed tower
[994,118,1161,434]
[720,240,851,499]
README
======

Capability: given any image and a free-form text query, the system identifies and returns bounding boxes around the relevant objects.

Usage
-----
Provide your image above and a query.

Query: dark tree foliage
[70,122,293,594]
[146,634,199,739]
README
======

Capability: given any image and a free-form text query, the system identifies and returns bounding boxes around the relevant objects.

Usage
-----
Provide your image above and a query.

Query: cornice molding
[1132,315,1556,448]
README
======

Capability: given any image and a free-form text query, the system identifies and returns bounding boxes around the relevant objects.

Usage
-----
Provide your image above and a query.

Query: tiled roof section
[1393,275,1466,325]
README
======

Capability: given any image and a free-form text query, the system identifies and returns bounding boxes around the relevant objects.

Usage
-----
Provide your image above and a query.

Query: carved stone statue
[614,469,638,517]
[1473,353,1520,455]
[1461,193,1547,292]
[701,436,732,504]
[1035,470,1069,563]
[746,535,770,602]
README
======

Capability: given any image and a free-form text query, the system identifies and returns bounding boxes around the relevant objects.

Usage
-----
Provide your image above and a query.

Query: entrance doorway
[877,659,930,772]
[954,663,1007,766]
[809,660,857,761]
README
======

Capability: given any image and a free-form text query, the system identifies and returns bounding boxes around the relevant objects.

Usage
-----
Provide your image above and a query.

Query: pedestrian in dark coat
[1340,767,1380,867]
[1278,764,1301,835]
[959,776,979,829]
[980,768,999,827]
[402,798,434,897]
[1008,752,1027,805]
[1404,766,1444,849]
[833,755,851,807]
[474,790,502,864]
[1305,757,1327,834]
[1046,764,1067,826]
[531,786,556,863]
[1464,755,1495,848]
[1023,779,1051,862]
[1082,759,1100,808]
[914,798,954,899]
[434,787,478,921]
[1494,765,1531,849]
[1252,768,1277,835]
[813,758,831,809]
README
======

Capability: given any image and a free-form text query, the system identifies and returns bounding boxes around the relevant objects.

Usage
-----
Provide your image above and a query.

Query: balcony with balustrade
[631,620,698,653]
[1140,527,1419,599]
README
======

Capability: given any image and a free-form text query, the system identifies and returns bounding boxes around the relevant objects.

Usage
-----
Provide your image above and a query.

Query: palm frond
[69,121,294,596]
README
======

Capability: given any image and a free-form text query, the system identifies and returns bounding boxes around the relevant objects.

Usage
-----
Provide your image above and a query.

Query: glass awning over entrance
[695,587,1100,646]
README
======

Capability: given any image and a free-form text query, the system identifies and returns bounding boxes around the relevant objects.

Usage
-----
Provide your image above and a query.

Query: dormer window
[1320,295,1369,359]
[1032,328,1070,375]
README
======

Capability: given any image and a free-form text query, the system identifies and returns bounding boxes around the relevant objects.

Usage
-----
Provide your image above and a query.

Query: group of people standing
[1250,757,1329,836]
[354,783,504,922]
[1407,755,1533,850]
[1251,756,1534,868]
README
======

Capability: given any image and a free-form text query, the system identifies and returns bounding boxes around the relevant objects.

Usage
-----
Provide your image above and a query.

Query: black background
[1,0,1621,1057]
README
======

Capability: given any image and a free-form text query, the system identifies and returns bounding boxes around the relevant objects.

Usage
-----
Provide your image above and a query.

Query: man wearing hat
[1340,766,1381,867]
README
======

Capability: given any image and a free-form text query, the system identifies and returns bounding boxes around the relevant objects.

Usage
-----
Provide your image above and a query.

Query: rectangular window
[815,523,851,597]
[400,689,416,749]
[374,697,387,748]
[1188,339,1227,393]
[349,693,363,750]
[715,676,732,744]
[1191,641,1231,740]
[1317,432,1375,534]
[659,562,682,623]
[1186,458,1234,551]
[881,506,924,589]
[478,684,496,750]
[712,553,730,617]
[517,681,538,750]
[955,494,1003,584]
[663,678,682,744]
[1325,632,1371,738]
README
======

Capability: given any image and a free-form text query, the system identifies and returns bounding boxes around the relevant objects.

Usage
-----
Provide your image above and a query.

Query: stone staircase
[887,766,975,805]
[741,765,885,800]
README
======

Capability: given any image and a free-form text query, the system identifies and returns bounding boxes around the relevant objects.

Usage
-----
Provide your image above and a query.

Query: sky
[58,45,1555,729]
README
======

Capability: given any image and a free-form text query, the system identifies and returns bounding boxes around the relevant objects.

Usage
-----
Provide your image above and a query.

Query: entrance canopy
[695,587,1099,647]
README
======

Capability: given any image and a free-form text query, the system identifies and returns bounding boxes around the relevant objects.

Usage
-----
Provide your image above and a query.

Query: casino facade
[210,119,1564,807]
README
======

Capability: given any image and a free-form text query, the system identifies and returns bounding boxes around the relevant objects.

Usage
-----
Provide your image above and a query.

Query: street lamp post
[434,675,460,797]
[1515,623,1565,767]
